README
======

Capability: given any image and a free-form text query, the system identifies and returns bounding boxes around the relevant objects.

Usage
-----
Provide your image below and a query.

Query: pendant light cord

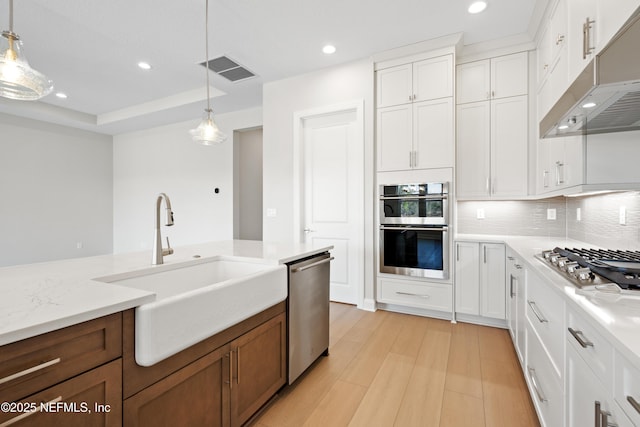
[205,0,211,114]
[9,0,14,32]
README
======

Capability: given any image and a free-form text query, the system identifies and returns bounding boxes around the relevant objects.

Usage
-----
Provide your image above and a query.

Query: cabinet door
[597,0,639,53]
[567,0,599,82]
[537,22,553,85]
[566,343,634,427]
[490,52,529,100]
[231,313,286,427]
[377,104,412,171]
[491,95,528,198]
[376,64,413,108]
[454,242,480,315]
[413,98,454,169]
[0,360,122,427]
[124,346,230,427]
[456,60,490,104]
[456,101,491,199]
[413,55,453,101]
[480,243,506,320]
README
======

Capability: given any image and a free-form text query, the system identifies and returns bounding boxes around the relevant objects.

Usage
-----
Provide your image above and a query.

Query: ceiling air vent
[200,56,256,82]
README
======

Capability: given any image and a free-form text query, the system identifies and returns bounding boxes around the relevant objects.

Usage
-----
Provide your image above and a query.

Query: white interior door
[301,109,363,304]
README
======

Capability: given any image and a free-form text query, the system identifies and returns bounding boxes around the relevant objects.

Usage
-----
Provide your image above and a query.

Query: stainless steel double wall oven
[379,182,449,279]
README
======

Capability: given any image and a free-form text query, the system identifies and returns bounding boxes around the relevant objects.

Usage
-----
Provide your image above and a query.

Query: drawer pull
[527,301,548,323]
[395,291,430,299]
[568,327,594,348]
[527,367,548,403]
[627,395,640,415]
[0,357,61,386]
[0,396,62,427]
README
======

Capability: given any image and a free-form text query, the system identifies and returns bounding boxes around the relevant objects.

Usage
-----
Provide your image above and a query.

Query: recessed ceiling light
[582,101,597,108]
[55,92,67,99]
[322,45,336,55]
[468,1,487,14]
[137,61,152,70]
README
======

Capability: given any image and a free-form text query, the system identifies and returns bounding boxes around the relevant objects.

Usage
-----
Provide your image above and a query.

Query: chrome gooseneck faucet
[152,193,174,265]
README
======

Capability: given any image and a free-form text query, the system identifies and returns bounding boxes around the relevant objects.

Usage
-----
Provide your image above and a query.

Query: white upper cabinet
[377,55,453,108]
[456,52,528,104]
[376,64,413,108]
[376,53,455,172]
[456,52,529,199]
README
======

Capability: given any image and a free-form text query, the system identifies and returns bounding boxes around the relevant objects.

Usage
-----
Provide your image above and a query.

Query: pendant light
[189,0,227,145]
[0,0,53,100]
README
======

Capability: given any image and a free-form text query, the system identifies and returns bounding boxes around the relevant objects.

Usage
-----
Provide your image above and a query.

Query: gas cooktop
[538,247,640,292]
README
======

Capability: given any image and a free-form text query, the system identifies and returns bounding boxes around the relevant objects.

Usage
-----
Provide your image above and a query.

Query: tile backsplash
[457,191,640,250]
[457,198,566,237]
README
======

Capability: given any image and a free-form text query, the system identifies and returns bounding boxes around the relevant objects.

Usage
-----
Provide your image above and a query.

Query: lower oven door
[380,225,449,279]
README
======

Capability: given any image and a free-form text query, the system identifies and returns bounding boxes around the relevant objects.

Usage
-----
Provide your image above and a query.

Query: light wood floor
[252,303,540,427]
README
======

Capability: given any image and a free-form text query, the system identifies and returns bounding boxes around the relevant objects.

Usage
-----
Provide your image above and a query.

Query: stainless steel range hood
[540,8,640,138]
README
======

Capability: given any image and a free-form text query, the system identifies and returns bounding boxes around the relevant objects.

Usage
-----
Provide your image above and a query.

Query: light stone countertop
[0,240,331,346]
[456,234,640,368]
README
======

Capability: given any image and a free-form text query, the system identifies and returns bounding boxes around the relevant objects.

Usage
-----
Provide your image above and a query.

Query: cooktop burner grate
[554,247,640,290]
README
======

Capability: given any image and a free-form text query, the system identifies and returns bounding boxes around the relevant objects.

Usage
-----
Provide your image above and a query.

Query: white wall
[262,59,375,307]
[113,107,262,254]
[0,113,113,267]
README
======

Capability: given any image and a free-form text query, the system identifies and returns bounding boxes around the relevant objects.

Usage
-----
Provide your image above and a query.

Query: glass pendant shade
[0,31,53,100]
[189,109,227,145]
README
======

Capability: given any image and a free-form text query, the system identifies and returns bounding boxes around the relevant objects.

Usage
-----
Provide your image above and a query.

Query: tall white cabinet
[456,52,529,199]
[376,54,454,172]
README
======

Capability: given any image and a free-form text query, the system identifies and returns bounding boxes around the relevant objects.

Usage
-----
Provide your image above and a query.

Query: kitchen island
[0,240,332,427]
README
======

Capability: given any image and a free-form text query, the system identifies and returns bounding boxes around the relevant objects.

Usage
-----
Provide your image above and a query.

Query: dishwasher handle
[291,256,334,273]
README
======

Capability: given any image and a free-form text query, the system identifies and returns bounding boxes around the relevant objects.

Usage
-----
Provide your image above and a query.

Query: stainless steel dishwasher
[287,252,333,384]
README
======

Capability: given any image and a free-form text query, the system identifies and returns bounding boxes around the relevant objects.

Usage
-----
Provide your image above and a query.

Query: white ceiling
[0,0,545,135]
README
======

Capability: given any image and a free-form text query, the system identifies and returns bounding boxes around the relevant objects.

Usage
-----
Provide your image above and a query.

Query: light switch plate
[620,206,627,225]
[476,208,485,219]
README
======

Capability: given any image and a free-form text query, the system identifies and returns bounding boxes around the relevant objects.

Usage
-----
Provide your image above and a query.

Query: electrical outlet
[76,242,83,249]
[620,206,627,225]
[476,208,485,219]
[547,208,556,220]
[266,208,277,218]
[576,208,581,221]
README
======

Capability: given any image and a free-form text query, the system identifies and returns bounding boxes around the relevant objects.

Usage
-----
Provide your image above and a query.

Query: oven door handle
[380,225,448,232]
[380,195,448,201]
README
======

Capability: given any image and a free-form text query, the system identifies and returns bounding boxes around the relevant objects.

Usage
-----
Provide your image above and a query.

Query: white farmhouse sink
[94,256,287,366]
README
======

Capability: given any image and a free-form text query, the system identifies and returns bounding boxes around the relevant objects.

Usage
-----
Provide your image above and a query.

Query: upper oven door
[380,183,448,225]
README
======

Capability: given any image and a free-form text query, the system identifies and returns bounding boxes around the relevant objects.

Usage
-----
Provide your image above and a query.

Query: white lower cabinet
[527,326,564,427]
[615,351,640,426]
[454,241,506,321]
[567,340,633,427]
[378,277,452,312]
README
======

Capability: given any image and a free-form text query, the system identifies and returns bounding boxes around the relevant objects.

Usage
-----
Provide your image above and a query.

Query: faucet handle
[163,236,174,256]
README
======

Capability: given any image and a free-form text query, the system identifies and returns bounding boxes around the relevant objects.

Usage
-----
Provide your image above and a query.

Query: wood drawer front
[526,327,563,427]
[526,276,564,378]
[566,307,613,389]
[0,359,122,427]
[614,350,640,425]
[0,313,122,403]
[379,278,452,312]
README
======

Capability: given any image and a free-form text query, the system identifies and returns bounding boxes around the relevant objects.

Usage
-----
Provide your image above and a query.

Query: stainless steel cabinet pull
[396,291,430,299]
[0,357,61,385]
[483,245,487,264]
[627,396,640,415]
[556,34,565,45]
[0,396,62,427]
[409,95,412,102]
[556,161,565,185]
[583,18,596,59]
[491,90,495,98]
[291,257,334,273]
[596,401,602,427]
[507,256,515,261]
[236,347,240,385]
[527,367,547,402]
[510,274,516,298]
[528,301,548,323]
[515,264,523,270]
[568,327,594,348]
[381,194,448,201]
[456,244,460,261]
